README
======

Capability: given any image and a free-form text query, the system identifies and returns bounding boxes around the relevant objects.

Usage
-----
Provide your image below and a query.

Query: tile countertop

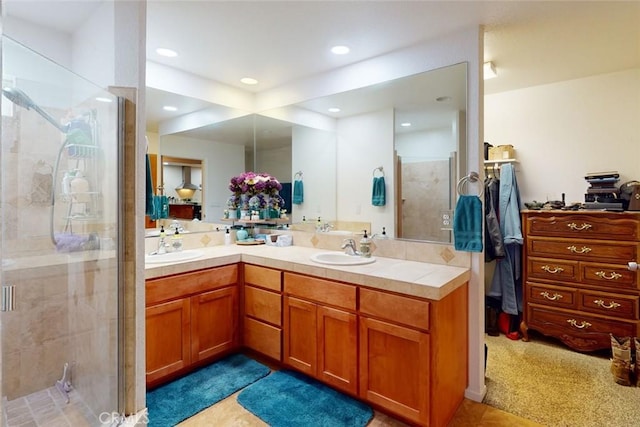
[145,245,470,301]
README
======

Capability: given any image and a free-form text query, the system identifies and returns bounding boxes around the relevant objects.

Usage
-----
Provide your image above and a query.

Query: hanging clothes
[484,176,504,262]
[488,163,523,315]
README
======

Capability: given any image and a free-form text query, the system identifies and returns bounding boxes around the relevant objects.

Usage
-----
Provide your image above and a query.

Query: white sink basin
[324,230,353,235]
[145,249,204,264]
[310,252,376,266]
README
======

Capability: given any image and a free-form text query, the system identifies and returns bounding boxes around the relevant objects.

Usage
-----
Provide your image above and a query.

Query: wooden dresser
[521,210,640,351]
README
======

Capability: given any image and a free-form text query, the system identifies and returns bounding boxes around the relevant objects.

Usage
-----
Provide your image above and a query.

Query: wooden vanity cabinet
[283,272,358,395]
[242,264,283,360]
[145,265,239,386]
[359,285,468,427]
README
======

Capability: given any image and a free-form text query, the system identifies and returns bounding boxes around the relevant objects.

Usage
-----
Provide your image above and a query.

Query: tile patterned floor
[179,390,543,426]
[3,387,98,427]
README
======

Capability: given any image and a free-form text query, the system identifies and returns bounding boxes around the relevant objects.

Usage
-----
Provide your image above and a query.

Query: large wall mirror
[154,62,467,244]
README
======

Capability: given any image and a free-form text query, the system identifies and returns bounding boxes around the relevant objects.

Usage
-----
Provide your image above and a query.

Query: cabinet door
[359,316,430,426]
[191,286,238,362]
[146,298,191,385]
[318,305,358,395]
[283,296,316,376]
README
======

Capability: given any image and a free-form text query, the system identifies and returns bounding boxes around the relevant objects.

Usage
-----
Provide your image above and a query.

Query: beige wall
[485,69,640,204]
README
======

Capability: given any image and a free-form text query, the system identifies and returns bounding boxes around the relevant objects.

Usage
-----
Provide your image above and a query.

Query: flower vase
[228,209,238,219]
[260,208,270,220]
[240,209,250,220]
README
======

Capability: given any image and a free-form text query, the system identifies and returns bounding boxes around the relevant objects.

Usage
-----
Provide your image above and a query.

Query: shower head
[2,86,69,133]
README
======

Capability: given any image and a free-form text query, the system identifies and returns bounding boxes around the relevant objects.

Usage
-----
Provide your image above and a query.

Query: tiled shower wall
[2,258,117,417]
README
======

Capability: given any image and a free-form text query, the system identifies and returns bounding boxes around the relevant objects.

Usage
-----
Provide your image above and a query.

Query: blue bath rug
[146,354,270,426]
[237,370,374,427]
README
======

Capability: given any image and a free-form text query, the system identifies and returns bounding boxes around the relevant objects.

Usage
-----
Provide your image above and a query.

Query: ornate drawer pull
[567,222,592,231]
[567,319,592,329]
[540,291,563,301]
[593,299,621,310]
[594,271,622,280]
[541,265,564,274]
[567,245,592,254]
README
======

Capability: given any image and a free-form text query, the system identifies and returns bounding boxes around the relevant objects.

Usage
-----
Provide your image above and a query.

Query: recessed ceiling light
[95,97,112,103]
[240,77,258,85]
[331,45,350,55]
[328,107,341,113]
[400,122,412,127]
[163,105,178,112]
[156,47,178,58]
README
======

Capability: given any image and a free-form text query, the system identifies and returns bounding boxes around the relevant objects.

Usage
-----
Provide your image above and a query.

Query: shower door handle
[1,284,15,311]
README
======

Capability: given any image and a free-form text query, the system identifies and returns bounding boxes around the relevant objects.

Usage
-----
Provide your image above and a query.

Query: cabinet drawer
[580,262,639,291]
[244,264,282,291]
[284,273,356,311]
[527,257,578,283]
[526,283,577,309]
[146,264,238,306]
[525,214,640,241]
[245,285,282,326]
[578,290,639,320]
[244,317,281,361]
[360,288,430,330]
[528,238,637,263]
[526,305,637,351]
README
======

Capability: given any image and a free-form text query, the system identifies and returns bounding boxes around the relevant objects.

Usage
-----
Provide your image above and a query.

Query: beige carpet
[484,333,640,427]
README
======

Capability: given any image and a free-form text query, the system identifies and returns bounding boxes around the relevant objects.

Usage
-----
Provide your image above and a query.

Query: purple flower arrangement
[228,172,284,210]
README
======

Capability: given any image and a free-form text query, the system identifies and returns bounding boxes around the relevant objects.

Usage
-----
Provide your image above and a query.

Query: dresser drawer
[525,214,640,241]
[527,257,579,283]
[526,283,577,309]
[526,305,637,351]
[527,237,638,263]
[580,262,639,291]
[578,290,639,320]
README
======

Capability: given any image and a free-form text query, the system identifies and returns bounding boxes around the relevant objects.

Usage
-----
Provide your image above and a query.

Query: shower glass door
[0,36,121,426]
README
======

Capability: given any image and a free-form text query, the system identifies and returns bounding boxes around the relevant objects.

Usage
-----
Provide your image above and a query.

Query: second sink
[310,252,376,266]
[145,249,204,264]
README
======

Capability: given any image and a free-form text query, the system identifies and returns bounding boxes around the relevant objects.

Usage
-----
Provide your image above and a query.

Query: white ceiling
[4,1,640,136]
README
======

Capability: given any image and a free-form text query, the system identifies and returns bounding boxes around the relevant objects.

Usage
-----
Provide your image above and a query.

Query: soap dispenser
[359,230,372,258]
[172,229,183,252]
[224,227,231,245]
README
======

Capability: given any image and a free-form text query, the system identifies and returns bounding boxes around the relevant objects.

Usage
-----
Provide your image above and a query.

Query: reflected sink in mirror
[145,249,204,264]
[310,252,376,266]
[323,230,353,236]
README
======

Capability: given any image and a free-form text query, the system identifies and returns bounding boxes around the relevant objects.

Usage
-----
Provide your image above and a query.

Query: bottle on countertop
[359,230,371,258]
[236,227,248,241]
[224,227,231,245]
[172,229,183,251]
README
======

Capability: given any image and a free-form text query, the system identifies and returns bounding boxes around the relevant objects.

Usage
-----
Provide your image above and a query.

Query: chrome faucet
[320,222,334,232]
[341,238,360,256]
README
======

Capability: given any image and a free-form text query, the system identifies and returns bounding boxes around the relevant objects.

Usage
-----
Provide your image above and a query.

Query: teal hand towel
[293,180,304,204]
[372,176,386,206]
[453,195,483,252]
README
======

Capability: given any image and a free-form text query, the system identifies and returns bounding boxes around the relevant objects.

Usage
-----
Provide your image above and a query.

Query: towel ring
[294,171,303,180]
[373,166,384,177]
[457,172,484,197]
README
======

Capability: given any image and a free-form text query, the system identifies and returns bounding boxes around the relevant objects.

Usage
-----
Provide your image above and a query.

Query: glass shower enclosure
[0,36,122,426]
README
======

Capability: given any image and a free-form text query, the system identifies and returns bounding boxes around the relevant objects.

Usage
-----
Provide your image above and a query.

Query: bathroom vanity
[145,245,469,426]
